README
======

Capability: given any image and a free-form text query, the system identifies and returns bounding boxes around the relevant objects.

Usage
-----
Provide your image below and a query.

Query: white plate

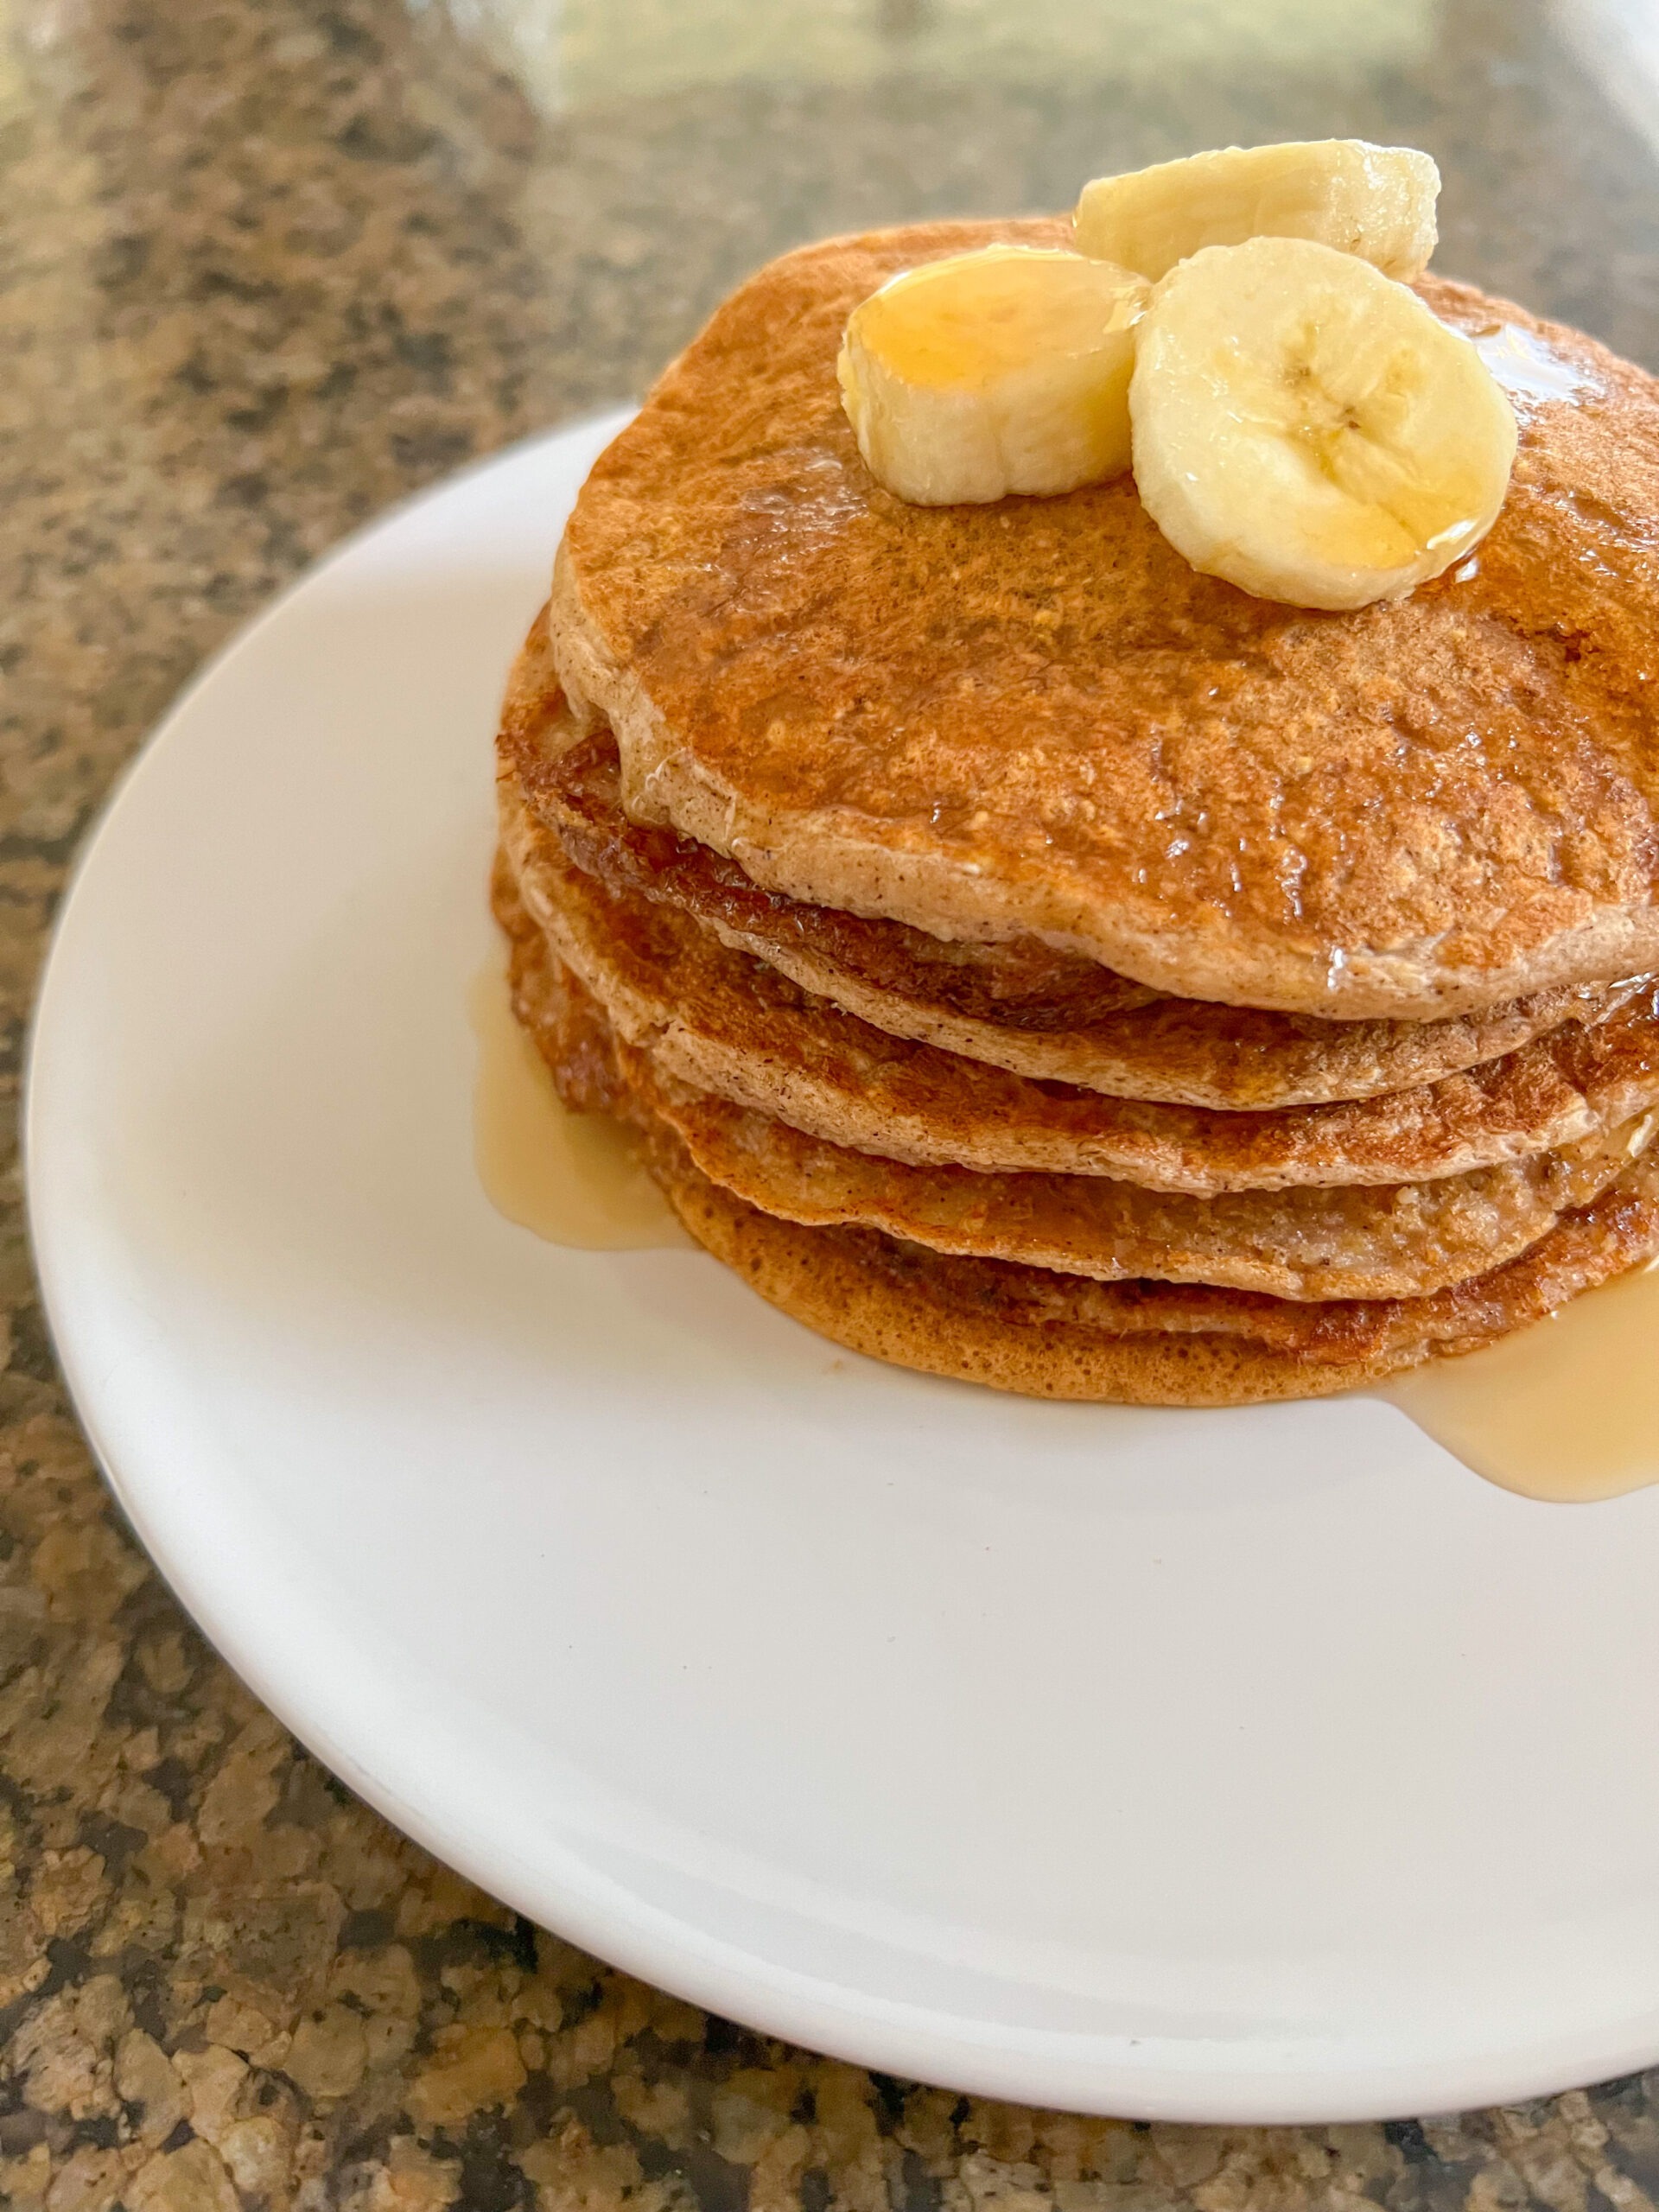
[27,415,1659,2126]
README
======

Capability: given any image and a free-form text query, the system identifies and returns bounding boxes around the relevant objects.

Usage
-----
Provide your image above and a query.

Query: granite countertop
[7,1,1659,2205]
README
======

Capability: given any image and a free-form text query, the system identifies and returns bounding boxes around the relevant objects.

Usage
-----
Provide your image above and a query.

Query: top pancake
[551,218,1659,1022]
[501,626,1634,1109]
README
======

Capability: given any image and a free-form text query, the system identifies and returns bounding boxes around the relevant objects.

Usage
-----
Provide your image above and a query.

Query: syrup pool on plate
[1382,1258,1659,1503]
[469,963,687,1250]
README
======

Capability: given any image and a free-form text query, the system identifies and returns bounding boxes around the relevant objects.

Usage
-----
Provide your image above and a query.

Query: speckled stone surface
[7,1,1659,2204]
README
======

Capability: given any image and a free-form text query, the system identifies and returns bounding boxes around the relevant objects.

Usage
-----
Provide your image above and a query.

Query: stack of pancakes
[493,219,1659,1407]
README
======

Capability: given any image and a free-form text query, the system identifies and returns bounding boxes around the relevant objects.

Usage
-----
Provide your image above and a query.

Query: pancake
[502,626,1635,1109]
[498,887,1659,1406]
[501,891,1651,1300]
[550,219,1659,1021]
[499,788,1659,1193]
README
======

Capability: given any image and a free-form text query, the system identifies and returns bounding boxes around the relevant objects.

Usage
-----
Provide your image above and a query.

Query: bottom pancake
[496,872,1659,1406]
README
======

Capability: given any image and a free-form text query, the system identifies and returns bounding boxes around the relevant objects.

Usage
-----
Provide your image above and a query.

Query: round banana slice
[1077,139,1440,284]
[837,246,1148,506]
[1129,236,1518,613]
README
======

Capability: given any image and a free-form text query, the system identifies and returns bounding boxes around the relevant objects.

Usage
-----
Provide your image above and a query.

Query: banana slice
[837,246,1148,505]
[1128,235,1516,612]
[1077,140,1439,284]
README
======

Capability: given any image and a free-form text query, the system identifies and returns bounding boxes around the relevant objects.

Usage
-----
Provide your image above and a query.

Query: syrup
[857,246,1145,388]
[469,963,688,1250]
[1382,1258,1659,1503]
[1472,322,1595,410]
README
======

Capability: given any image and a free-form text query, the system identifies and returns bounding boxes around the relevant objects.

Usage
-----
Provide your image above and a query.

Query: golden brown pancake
[502,627,1636,1108]
[550,219,1659,1021]
[502,893,1650,1300]
[500,789,1659,1193]
[499,890,1659,1406]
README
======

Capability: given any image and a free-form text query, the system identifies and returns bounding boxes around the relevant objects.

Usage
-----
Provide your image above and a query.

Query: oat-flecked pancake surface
[498,888,1659,1406]
[550,219,1659,1020]
[501,630,1637,1108]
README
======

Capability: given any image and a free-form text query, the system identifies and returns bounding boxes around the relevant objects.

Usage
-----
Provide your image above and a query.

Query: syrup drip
[469,963,688,1250]
[1382,1258,1659,1503]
